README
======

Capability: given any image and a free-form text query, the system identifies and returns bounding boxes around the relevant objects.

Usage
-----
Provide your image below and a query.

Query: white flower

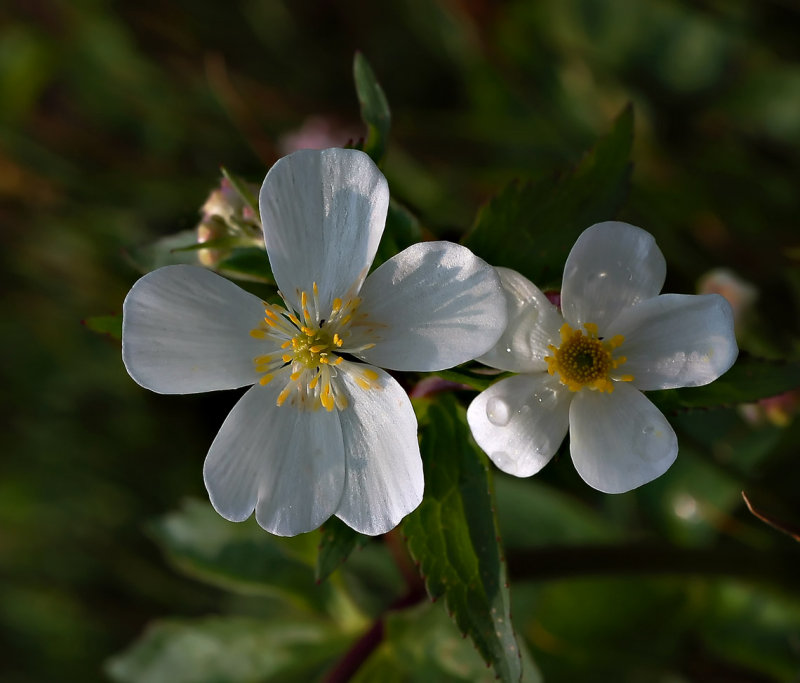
[467,221,738,493]
[123,148,506,536]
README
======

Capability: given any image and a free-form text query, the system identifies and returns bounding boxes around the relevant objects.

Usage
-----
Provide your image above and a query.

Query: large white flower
[123,148,506,536]
[467,221,738,493]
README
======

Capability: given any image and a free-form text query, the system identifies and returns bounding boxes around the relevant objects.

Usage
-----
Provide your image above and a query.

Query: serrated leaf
[316,516,368,582]
[463,106,633,287]
[353,601,542,683]
[216,246,274,284]
[353,52,391,163]
[149,499,329,611]
[403,395,523,682]
[106,615,348,683]
[221,166,260,220]
[82,313,122,340]
[651,354,800,413]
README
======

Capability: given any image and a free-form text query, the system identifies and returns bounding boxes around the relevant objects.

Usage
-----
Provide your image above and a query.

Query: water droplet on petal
[637,424,666,460]
[486,397,511,426]
[492,451,513,470]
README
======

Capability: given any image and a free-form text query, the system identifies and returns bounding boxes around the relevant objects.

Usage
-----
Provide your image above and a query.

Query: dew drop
[491,450,513,470]
[486,397,511,426]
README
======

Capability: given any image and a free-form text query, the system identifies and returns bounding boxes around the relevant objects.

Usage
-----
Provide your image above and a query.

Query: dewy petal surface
[259,148,388,313]
[354,242,506,372]
[467,373,571,477]
[203,382,345,536]
[335,366,423,535]
[569,383,677,493]
[611,293,737,390]
[122,265,268,394]
[477,267,563,373]
[561,222,666,333]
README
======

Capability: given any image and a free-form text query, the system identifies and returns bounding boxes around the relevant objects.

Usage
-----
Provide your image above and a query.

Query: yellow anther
[254,355,272,364]
[362,369,379,381]
[250,329,266,339]
[333,333,343,347]
[259,374,274,386]
[277,386,291,406]
[282,354,293,363]
[332,298,342,313]
[545,321,632,394]
[355,377,372,390]
[309,374,319,389]
[309,344,326,353]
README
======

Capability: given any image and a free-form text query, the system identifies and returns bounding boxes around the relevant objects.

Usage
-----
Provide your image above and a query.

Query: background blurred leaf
[653,354,800,413]
[493,475,623,550]
[106,615,349,683]
[149,500,330,612]
[82,313,122,341]
[372,199,423,268]
[316,516,368,583]
[124,230,201,273]
[216,246,275,284]
[403,396,523,683]
[353,602,542,683]
[462,106,633,288]
[353,51,391,164]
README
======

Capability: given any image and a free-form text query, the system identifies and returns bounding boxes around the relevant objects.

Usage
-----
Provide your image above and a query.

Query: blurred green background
[3,0,800,681]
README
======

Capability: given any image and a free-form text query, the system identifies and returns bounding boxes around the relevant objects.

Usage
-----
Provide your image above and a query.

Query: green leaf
[149,499,330,612]
[221,166,260,220]
[353,602,542,683]
[493,475,622,550]
[462,106,634,287]
[106,615,348,683]
[316,516,368,583]
[433,367,505,392]
[216,246,274,284]
[373,199,423,267]
[170,235,243,252]
[125,229,201,272]
[82,313,122,341]
[652,354,800,413]
[353,52,391,163]
[403,396,523,682]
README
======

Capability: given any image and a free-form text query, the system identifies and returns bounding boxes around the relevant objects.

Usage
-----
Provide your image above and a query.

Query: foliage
[7,2,800,682]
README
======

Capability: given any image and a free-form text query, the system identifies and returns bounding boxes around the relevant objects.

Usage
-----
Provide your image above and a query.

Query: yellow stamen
[249,329,266,339]
[545,322,633,393]
[259,374,274,386]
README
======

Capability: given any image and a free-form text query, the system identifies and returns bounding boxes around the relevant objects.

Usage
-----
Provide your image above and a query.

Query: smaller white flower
[123,148,507,536]
[467,222,738,493]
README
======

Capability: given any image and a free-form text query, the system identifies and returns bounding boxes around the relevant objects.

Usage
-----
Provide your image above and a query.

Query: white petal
[335,366,423,535]
[561,222,666,333]
[477,267,564,373]
[203,382,345,536]
[467,373,571,477]
[611,293,738,390]
[353,242,507,371]
[122,265,267,394]
[569,384,677,493]
[259,148,388,313]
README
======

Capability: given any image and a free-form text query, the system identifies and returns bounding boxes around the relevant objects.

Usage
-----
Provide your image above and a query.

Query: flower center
[248,283,379,412]
[545,322,633,393]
